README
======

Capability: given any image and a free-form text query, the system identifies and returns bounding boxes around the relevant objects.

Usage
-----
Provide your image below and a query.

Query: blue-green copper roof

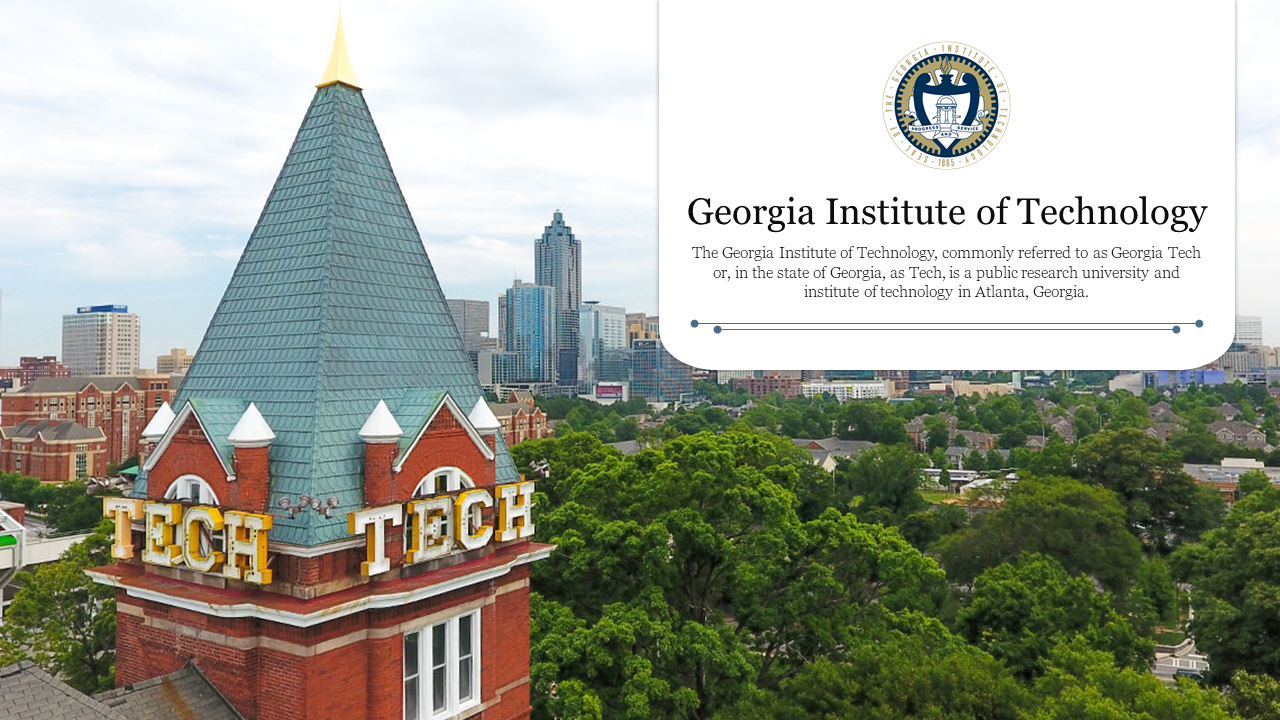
[133,82,499,547]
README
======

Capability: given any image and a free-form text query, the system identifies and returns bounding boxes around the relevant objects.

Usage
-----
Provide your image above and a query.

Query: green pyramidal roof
[135,82,520,546]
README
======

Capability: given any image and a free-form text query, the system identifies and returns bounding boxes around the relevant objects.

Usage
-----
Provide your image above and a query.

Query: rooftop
[0,661,241,720]
[132,34,520,546]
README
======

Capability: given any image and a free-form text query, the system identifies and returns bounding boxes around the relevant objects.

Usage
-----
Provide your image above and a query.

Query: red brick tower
[89,18,551,720]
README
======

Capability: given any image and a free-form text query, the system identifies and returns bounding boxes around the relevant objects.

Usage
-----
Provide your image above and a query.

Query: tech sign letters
[102,480,535,585]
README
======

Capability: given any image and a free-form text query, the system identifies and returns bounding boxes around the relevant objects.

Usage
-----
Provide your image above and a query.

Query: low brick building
[87,24,549,720]
[732,374,801,398]
[486,391,549,445]
[1,375,175,466]
[0,419,107,482]
[0,356,71,386]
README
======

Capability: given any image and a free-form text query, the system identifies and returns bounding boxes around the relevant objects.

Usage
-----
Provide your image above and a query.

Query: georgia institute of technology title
[686,196,1208,234]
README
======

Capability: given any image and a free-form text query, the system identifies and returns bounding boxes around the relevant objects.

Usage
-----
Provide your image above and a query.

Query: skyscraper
[446,298,490,353]
[630,338,695,403]
[579,301,628,384]
[61,304,140,375]
[500,280,558,383]
[1235,315,1264,347]
[534,210,581,387]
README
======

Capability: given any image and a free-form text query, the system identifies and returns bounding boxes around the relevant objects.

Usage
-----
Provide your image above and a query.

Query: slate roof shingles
[133,83,509,546]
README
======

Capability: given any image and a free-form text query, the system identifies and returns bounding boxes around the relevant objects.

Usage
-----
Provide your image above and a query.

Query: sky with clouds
[0,2,1275,367]
[0,1,655,366]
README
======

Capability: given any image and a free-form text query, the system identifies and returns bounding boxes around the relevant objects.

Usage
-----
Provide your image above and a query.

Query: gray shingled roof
[0,661,242,720]
[0,662,125,720]
[0,419,105,442]
[132,81,519,546]
[96,663,242,720]
[14,377,143,394]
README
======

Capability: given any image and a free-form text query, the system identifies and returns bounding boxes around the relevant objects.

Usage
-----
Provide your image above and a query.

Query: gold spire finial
[317,12,361,89]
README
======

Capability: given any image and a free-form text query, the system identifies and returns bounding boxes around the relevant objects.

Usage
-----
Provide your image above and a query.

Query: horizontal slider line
[717,327,1177,331]
[704,322,1198,325]
[711,317,1198,320]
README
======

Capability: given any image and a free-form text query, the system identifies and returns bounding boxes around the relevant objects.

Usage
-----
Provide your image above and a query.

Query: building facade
[61,304,140,376]
[88,28,548,720]
[626,313,659,345]
[500,280,558,384]
[799,380,892,401]
[155,348,195,374]
[1,376,176,465]
[733,374,801,398]
[630,338,694,403]
[0,419,107,482]
[578,301,628,385]
[447,299,491,353]
[486,391,549,445]
[1235,315,1264,347]
[0,356,71,386]
[534,211,581,388]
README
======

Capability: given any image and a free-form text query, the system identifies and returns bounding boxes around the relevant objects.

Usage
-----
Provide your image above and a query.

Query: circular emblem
[883,42,1009,169]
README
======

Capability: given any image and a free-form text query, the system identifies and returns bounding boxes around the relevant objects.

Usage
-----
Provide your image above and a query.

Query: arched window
[163,475,219,505]
[411,467,475,498]
[162,475,222,560]
[411,468,482,536]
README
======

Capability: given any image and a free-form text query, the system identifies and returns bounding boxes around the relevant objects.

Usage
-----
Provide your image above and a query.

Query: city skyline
[2,2,1279,367]
[0,2,656,366]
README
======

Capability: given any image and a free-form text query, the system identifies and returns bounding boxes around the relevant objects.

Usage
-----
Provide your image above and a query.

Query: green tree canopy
[1172,484,1280,683]
[956,554,1154,679]
[1075,428,1225,551]
[933,476,1142,592]
[0,520,117,693]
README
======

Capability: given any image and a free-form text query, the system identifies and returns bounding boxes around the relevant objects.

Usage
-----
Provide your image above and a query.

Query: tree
[1171,484,1280,683]
[933,476,1142,592]
[527,430,952,719]
[956,554,1153,679]
[924,416,952,451]
[837,400,908,444]
[1239,469,1272,498]
[1030,639,1236,720]
[716,619,1030,720]
[1075,429,1225,551]
[46,482,117,534]
[999,428,1027,449]
[964,448,987,472]
[839,444,929,521]
[1230,671,1280,720]
[0,521,117,693]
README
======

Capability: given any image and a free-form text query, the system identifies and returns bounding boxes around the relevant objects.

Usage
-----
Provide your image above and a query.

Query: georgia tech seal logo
[883,42,1009,169]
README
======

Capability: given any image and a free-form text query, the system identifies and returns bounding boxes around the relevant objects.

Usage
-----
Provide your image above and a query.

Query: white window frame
[404,610,481,720]
[411,467,475,498]
[163,474,220,505]
[410,468,481,538]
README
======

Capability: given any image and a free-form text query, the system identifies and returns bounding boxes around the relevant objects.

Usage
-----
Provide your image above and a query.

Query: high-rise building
[579,301,628,384]
[630,338,694,403]
[446,298,490,353]
[86,23,548,720]
[1235,315,1264,347]
[61,304,140,376]
[500,280,558,384]
[627,312,659,344]
[534,210,581,387]
[155,348,195,375]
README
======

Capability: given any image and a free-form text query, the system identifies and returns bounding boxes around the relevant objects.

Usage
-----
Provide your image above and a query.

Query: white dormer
[141,402,176,442]
[228,403,276,448]
[359,399,403,444]
[467,398,501,433]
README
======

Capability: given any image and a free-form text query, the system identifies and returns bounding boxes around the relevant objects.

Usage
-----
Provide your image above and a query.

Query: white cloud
[0,1,657,364]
